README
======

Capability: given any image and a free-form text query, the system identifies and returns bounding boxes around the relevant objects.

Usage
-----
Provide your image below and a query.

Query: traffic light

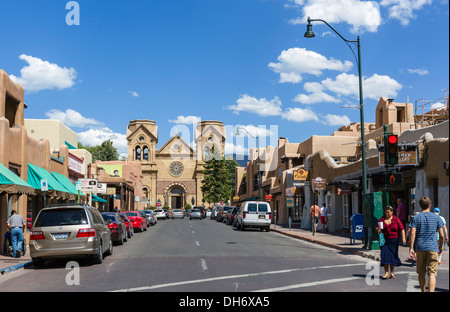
[387,134,398,165]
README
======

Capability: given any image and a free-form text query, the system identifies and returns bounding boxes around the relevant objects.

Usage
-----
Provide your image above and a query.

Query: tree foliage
[201,145,238,206]
[78,140,119,162]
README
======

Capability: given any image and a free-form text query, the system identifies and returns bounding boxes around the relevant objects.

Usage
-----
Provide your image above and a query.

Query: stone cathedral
[126,119,225,209]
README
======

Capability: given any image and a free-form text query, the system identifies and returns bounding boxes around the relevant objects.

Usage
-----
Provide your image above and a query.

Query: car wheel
[118,232,124,245]
[93,241,103,264]
[106,238,113,256]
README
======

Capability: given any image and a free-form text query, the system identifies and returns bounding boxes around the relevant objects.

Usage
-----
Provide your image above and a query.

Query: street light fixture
[304,17,367,196]
[234,126,262,201]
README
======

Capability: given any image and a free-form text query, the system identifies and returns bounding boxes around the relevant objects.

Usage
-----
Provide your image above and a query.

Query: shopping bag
[378,233,385,247]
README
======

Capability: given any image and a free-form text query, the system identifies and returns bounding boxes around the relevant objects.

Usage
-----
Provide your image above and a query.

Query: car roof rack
[47,203,93,208]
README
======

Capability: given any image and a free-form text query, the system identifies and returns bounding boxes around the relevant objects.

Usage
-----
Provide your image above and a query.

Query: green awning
[92,194,107,203]
[0,162,35,195]
[51,171,84,196]
[27,163,69,193]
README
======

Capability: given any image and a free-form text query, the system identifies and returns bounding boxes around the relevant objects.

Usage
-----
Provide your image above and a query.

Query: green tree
[78,140,119,162]
[201,145,233,206]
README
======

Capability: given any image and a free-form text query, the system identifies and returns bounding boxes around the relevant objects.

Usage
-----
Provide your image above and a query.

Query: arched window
[135,146,141,160]
[143,146,149,160]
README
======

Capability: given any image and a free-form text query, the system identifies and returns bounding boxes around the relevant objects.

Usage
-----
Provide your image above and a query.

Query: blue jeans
[10,227,23,257]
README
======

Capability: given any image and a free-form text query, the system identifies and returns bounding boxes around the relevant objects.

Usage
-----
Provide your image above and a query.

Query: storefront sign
[312,177,326,191]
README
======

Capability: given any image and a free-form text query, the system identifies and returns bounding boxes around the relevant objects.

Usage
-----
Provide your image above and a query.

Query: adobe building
[235,95,449,232]
[126,119,225,209]
[1,70,79,252]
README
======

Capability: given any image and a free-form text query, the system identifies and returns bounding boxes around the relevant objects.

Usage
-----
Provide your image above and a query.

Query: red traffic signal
[388,135,398,144]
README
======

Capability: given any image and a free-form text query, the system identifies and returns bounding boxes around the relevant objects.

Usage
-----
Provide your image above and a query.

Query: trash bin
[350,213,364,245]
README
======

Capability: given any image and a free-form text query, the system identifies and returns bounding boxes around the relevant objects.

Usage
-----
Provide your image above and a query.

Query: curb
[0,260,33,276]
[271,228,381,262]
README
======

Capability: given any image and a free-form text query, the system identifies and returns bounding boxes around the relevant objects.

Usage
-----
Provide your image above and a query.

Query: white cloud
[45,109,103,128]
[268,48,352,83]
[407,68,430,76]
[320,73,402,100]
[288,0,382,34]
[281,107,319,122]
[323,114,351,126]
[169,115,202,124]
[380,0,432,25]
[128,91,139,97]
[225,142,248,155]
[77,127,128,157]
[294,91,341,104]
[10,54,76,93]
[228,94,283,116]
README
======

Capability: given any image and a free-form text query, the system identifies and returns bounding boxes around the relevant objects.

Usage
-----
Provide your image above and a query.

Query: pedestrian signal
[387,134,398,165]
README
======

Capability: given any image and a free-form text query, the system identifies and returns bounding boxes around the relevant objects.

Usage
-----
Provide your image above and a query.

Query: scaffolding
[414,88,449,126]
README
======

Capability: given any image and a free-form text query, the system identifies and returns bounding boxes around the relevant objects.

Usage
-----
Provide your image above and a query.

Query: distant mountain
[225,153,249,167]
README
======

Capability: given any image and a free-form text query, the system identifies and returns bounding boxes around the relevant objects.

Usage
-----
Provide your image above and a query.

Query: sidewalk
[0,248,32,276]
[270,223,449,266]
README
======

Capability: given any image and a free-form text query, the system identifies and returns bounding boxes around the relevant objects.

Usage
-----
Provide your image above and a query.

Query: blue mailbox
[350,213,364,245]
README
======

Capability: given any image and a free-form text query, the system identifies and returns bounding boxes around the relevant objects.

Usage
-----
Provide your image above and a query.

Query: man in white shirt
[7,210,26,258]
[320,203,328,233]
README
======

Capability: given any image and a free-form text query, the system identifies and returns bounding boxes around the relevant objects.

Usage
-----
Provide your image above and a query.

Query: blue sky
[1,0,448,158]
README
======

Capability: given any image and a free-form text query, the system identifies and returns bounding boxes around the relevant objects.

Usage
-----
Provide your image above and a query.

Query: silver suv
[30,204,113,267]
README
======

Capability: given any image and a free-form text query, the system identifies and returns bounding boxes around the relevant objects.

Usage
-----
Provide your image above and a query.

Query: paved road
[0,218,447,294]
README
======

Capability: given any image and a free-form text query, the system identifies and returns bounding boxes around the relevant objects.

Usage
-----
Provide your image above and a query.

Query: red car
[101,212,127,245]
[119,213,134,238]
[124,211,147,232]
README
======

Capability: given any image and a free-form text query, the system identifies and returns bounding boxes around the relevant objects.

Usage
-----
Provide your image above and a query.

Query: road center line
[110,263,366,292]
[195,241,200,246]
[200,258,208,271]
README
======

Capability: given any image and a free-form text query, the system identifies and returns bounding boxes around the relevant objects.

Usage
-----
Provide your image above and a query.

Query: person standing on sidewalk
[376,206,406,279]
[433,208,448,265]
[409,197,445,292]
[6,210,26,258]
[320,203,328,233]
[396,198,407,230]
[309,203,320,233]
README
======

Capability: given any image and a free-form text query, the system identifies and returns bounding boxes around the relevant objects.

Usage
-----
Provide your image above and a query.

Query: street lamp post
[304,17,367,196]
[235,127,261,201]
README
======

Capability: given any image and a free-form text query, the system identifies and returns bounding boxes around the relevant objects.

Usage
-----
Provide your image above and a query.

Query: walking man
[320,203,328,232]
[309,203,320,233]
[6,210,26,258]
[409,196,445,292]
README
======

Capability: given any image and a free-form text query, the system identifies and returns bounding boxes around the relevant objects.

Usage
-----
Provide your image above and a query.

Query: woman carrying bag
[376,206,406,279]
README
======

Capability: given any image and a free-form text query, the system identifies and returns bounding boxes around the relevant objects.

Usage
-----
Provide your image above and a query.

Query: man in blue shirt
[409,196,445,292]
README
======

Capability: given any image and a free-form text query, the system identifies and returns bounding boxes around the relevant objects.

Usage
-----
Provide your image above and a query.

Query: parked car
[226,207,239,225]
[206,209,211,218]
[236,201,271,231]
[118,213,134,238]
[124,211,147,232]
[30,204,113,267]
[139,210,151,227]
[143,210,157,225]
[171,209,184,219]
[154,209,166,220]
[217,206,233,222]
[192,206,206,218]
[190,208,202,220]
[102,212,127,245]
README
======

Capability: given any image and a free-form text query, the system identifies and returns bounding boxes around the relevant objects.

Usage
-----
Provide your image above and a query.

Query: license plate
[259,215,266,219]
[53,233,69,240]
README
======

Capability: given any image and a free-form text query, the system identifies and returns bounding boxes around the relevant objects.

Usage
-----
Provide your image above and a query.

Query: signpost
[41,179,48,207]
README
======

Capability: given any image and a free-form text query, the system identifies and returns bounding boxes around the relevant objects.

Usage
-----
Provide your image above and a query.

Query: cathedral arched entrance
[165,183,188,209]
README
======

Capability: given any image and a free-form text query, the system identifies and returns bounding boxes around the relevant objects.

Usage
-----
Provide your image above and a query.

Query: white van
[236,201,271,231]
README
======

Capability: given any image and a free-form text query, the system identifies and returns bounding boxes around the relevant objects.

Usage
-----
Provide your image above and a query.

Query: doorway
[170,187,183,209]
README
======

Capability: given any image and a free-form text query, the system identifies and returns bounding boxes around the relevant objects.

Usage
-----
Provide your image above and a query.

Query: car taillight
[269,214,271,219]
[30,231,45,240]
[77,228,96,238]
[243,213,246,218]
[108,223,119,229]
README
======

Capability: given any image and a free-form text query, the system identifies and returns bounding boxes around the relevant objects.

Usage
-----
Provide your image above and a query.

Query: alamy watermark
[66,1,80,26]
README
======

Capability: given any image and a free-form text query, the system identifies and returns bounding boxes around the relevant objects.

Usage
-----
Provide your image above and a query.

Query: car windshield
[35,208,88,227]
[247,203,257,212]
[258,203,268,212]
[155,209,163,213]
[125,212,138,217]
[173,209,182,212]
[118,214,129,220]
[192,209,200,212]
